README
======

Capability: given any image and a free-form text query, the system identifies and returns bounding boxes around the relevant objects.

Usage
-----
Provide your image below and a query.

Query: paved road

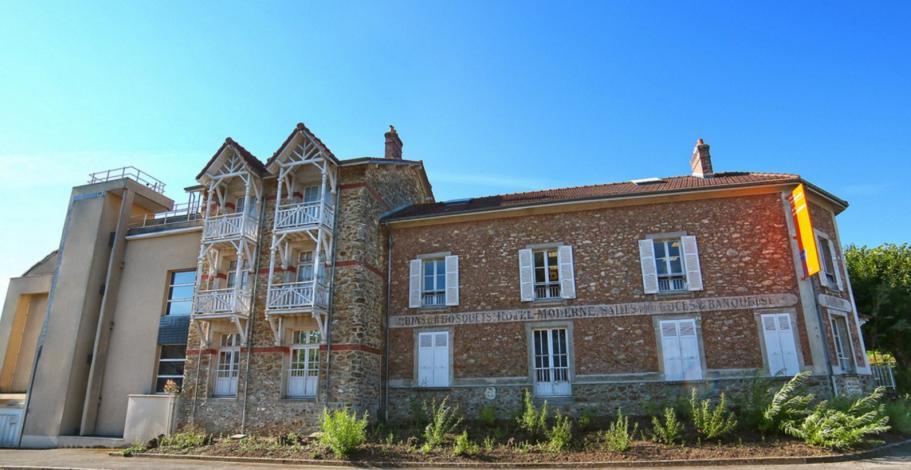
[1,446,911,470]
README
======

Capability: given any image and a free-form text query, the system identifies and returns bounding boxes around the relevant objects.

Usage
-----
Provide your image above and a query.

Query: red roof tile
[385,172,805,220]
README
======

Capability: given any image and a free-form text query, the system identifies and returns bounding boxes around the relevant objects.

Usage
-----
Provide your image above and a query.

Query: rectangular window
[422,259,446,306]
[303,186,320,203]
[817,235,840,288]
[226,260,249,289]
[166,270,196,315]
[417,331,450,387]
[659,319,702,381]
[533,248,560,299]
[154,345,186,393]
[214,334,241,397]
[654,239,687,292]
[830,315,855,372]
[288,330,320,397]
[297,251,314,283]
[761,313,800,376]
[532,328,571,396]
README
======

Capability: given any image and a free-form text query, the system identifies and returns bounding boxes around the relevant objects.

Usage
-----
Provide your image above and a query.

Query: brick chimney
[690,138,713,178]
[384,125,403,160]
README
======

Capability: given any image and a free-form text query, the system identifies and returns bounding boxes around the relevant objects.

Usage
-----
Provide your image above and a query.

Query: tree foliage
[846,243,911,390]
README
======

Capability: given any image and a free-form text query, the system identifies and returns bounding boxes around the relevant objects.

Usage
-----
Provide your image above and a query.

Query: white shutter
[518,249,534,301]
[660,321,683,381]
[444,255,459,306]
[681,235,703,291]
[433,332,450,386]
[638,240,659,294]
[417,333,434,386]
[762,315,785,376]
[409,259,422,308]
[678,319,702,380]
[557,245,576,299]
[829,239,844,290]
[777,315,800,375]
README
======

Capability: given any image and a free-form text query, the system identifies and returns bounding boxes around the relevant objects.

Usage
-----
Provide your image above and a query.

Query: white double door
[660,319,703,381]
[533,328,571,396]
[761,313,800,376]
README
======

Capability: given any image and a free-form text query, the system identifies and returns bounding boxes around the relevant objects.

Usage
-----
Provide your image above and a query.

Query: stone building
[0,125,870,446]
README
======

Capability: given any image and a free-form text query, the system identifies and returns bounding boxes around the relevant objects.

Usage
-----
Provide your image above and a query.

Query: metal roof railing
[88,166,166,193]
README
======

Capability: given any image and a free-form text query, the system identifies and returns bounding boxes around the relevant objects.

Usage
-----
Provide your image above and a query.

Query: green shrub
[479,403,498,428]
[783,387,891,449]
[577,407,596,431]
[546,414,572,452]
[423,397,463,450]
[320,408,368,458]
[602,408,637,452]
[159,429,210,449]
[453,431,480,456]
[690,389,737,440]
[516,389,548,438]
[482,435,496,452]
[884,395,911,435]
[410,397,429,429]
[651,407,683,445]
[121,441,146,457]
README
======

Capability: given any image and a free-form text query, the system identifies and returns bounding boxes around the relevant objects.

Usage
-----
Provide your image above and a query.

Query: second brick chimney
[385,125,403,160]
[690,138,713,178]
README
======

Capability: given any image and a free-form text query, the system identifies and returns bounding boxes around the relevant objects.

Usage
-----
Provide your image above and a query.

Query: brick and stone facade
[173,128,870,434]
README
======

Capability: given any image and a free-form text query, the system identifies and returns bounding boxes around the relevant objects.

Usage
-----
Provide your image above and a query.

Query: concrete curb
[116,437,911,468]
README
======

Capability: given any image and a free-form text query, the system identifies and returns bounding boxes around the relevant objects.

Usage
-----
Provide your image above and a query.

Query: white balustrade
[203,213,258,241]
[274,201,334,231]
[193,288,251,316]
[267,281,329,311]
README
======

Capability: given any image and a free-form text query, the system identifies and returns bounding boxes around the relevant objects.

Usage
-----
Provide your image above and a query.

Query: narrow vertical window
[166,270,196,315]
[226,260,249,289]
[155,345,186,393]
[533,248,560,299]
[288,330,320,398]
[830,315,855,372]
[532,328,570,396]
[214,334,241,397]
[817,235,841,289]
[654,239,687,292]
[297,251,314,283]
[421,259,446,307]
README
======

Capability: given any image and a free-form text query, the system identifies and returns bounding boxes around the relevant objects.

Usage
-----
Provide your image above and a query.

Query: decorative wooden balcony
[202,212,258,243]
[192,287,252,318]
[266,280,329,313]
[274,201,334,233]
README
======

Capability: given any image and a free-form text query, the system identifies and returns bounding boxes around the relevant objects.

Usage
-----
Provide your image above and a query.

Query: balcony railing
[274,201,335,231]
[203,212,258,242]
[193,288,251,316]
[658,277,688,292]
[535,283,561,300]
[266,281,329,312]
[130,201,203,229]
[88,166,166,193]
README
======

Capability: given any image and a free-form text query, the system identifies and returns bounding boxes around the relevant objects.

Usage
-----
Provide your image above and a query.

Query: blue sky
[1,1,909,295]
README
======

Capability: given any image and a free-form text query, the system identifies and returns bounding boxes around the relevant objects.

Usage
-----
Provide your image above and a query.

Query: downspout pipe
[240,183,269,434]
[383,231,393,422]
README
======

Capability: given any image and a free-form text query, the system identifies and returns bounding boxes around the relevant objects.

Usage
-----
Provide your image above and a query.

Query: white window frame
[165,270,195,316]
[532,247,561,300]
[653,238,688,292]
[297,251,314,283]
[214,334,241,397]
[287,330,320,398]
[421,258,446,307]
[303,185,320,203]
[416,330,451,388]
[154,345,186,393]
[814,230,843,291]
[226,260,249,290]
[829,312,856,373]
[529,325,572,397]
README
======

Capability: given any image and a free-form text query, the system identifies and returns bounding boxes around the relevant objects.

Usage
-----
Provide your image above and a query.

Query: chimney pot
[690,138,713,178]
[384,125,403,160]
